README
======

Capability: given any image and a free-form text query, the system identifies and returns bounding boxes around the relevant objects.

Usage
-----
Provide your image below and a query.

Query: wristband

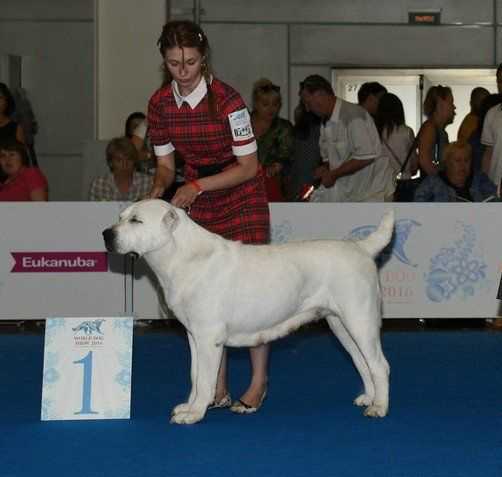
[191,180,204,196]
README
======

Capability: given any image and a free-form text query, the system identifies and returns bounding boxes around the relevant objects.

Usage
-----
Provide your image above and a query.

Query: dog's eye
[129,217,143,224]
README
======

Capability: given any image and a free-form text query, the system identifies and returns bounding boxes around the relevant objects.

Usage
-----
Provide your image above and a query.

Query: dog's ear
[162,208,179,231]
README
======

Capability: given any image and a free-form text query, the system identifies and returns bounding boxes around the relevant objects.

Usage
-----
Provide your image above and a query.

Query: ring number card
[41,317,133,420]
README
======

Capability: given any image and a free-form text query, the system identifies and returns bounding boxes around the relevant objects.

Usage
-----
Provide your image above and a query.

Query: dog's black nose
[102,228,115,252]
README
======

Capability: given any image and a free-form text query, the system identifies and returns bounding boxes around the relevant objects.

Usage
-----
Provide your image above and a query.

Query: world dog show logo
[347,219,422,304]
[10,252,108,273]
[72,319,106,348]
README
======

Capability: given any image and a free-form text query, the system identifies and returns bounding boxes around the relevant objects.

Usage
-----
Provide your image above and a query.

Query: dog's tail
[357,210,395,258]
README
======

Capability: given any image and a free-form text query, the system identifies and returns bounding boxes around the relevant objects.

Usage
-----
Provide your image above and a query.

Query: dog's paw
[353,394,373,407]
[363,404,388,418]
[170,410,205,425]
[171,402,191,416]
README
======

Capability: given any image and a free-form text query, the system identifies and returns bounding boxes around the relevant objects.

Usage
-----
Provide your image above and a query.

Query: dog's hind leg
[170,331,224,425]
[325,314,375,408]
[339,309,389,418]
[171,331,199,416]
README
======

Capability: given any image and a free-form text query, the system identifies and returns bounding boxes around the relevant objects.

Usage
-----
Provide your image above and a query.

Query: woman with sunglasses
[147,21,270,415]
[250,79,294,201]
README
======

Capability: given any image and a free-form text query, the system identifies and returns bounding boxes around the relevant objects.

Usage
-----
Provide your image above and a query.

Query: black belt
[195,159,236,178]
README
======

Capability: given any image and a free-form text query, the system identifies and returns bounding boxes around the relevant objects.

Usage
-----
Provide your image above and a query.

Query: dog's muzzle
[102,228,116,253]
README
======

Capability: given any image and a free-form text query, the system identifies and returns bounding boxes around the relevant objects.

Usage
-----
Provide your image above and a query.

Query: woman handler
[148,20,270,413]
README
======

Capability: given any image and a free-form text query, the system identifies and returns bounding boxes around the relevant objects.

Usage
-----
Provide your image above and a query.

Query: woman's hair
[423,85,452,118]
[251,78,281,110]
[0,141,29,166]
[0,82,16,117]
[157,21,216,116]
[357,82,387,105]
[105,137,138,171]
[374,92,405,137]
[443,141,472,166]
[124,112,146,138]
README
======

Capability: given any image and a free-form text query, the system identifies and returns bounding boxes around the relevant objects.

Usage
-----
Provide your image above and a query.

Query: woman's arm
[16,124,26,144]
[149,153,176,198]
[417,122,438,176]
[170,152,259,209]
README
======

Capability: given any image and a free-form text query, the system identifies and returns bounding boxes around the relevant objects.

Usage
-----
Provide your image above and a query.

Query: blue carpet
[1,329,502,477]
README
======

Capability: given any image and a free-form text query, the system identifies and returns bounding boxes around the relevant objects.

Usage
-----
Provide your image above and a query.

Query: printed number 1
[73,351,98,415]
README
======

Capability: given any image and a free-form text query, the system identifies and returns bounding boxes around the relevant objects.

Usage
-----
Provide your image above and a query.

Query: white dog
[103,199,393,425]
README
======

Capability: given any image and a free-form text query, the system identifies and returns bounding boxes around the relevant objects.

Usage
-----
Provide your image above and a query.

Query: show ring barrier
[1,202,501,320]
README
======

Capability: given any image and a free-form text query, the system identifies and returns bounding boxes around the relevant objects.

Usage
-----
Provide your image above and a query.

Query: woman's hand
[148,183,166,199]
[171,182,201,209]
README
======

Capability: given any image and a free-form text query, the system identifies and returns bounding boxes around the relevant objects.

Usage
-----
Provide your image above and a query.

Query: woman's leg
[213,347,229,401]
[239,343,269,407]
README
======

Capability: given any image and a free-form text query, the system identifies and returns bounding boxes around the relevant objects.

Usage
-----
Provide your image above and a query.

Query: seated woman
[250,78,294,201]
[414,141,496,202]
[0,141,48,201]
[89,137,152,201]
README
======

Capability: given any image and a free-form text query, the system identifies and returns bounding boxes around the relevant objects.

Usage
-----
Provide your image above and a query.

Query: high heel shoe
[230,389,267,414]
[207,393,232,410]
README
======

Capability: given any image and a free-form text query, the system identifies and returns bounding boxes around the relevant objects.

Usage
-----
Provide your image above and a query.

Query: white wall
[95,0,167,139]
[0,0,94,201]
[167,0,502,123]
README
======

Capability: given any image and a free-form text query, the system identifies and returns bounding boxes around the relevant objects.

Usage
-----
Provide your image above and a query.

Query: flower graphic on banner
[425,222,487,302]
[271,220,293,244]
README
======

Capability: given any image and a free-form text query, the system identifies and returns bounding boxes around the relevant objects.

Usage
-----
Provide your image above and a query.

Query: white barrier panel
[41,317,133,420]
[0,203,125,320]
[132,203,502,319]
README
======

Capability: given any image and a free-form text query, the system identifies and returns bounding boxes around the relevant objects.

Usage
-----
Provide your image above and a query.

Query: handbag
[384,135,420,202]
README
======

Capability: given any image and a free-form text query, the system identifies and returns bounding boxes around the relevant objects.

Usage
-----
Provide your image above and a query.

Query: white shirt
[381,124,417,178]
[481,104,502,185]
[319,98,384,202]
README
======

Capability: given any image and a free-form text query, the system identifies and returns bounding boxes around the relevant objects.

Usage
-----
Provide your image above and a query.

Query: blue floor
[1,328,502,477]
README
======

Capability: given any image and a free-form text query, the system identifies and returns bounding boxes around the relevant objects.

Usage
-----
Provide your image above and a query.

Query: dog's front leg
[170,334,223,425]
[171,331,198,416]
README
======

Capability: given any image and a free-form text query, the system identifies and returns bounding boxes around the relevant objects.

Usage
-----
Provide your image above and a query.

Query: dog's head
[102,199,179,256]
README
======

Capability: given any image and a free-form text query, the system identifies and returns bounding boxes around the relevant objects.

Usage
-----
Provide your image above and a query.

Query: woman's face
[0,149,24,177]
[110,152,135,176]
[446,150,471,187]
[254,92,281,121]
[438,93,456,125]
[165,46,203,96]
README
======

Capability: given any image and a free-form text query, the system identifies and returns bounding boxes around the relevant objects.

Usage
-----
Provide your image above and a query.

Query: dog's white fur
[105,199,393,424]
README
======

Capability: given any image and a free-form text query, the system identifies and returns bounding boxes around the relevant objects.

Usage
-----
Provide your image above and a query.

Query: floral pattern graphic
[425,222,487,302]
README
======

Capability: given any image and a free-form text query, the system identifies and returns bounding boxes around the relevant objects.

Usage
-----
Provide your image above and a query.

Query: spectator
[0,141,47,201]
[147,20,270,414]
[89,137,152,201]
[414,141,496,202]
[357,82,387,118]
[416,85,455,176]
[250,78,294,201]
[481,67,502,187]
[284,101,321,201]
[469,93,502,174]
[457,87,489,144]
[0,83,25,148]
[299,74,385,202]
[374,92,418,200]
[497,63,502,94]
[125,111,146,140]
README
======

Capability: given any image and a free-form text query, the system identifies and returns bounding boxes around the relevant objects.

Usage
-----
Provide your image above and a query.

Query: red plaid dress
[148,78,270,244]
